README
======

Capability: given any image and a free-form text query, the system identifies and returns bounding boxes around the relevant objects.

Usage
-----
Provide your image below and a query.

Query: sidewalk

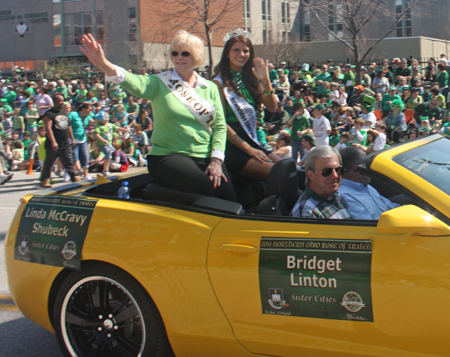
[0,166,146,194]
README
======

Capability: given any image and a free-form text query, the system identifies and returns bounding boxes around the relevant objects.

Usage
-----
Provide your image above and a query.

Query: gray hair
[304,146,341,187]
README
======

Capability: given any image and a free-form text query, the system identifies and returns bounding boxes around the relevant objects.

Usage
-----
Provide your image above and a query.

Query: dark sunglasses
[171,51,191,57]
[320,166,345,177]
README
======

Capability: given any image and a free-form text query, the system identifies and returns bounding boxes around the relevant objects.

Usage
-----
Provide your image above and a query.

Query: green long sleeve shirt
[121,71,227,158]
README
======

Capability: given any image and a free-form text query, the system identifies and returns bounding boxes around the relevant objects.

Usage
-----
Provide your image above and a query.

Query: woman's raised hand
[252,57,270,82]
[80,34,116,76]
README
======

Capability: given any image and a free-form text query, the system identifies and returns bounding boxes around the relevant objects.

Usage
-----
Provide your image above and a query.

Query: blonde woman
[81,32,237,201]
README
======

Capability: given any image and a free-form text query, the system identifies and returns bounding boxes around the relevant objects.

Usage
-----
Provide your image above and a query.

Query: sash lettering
[224,86,260,146]
[158,72,215,135]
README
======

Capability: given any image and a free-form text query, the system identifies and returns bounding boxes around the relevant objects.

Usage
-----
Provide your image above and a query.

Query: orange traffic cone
[26,143,37,175]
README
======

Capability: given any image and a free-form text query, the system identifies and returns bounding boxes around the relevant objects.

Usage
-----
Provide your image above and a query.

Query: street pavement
[0,167,144,356]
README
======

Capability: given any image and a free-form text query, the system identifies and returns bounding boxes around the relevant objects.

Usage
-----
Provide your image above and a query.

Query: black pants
[147,153,238,202]
[40,146,77,181]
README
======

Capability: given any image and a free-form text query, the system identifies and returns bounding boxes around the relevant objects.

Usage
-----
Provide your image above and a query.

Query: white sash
[223,86,260,146]
[157,71,215,135]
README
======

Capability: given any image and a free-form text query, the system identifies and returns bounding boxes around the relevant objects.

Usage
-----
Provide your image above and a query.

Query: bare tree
[262,30,310,66]
[157,0,242,76]
[305,0,430,83]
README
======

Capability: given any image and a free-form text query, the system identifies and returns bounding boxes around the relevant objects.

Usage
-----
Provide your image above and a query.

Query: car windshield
[393,136,450,196]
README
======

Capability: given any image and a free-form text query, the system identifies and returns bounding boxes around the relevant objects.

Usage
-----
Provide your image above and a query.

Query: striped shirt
[290,187,353,219]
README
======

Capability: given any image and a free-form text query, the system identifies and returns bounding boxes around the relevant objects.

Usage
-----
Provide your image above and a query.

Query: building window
[96,11,104,42]
[396,0,412,37]
[281,1,290,24]
[244,0,250,19]
[300,0,311,41]
[262,0,271,21]
[128,7,137,42]
[262,29,267,44]
[64,12,93,46]
[53,14,61,47]
[327,0,343,40]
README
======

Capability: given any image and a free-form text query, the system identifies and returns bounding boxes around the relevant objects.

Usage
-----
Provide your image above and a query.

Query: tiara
[223,28,252,43]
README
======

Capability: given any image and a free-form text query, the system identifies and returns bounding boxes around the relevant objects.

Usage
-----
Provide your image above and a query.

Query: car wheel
[53,264,174,357]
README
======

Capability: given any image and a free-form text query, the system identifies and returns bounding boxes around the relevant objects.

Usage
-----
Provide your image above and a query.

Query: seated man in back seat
[290,146,352,219]
[338,146,400,220]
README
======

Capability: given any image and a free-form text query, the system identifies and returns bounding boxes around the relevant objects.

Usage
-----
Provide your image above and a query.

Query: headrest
[266,159,300,211]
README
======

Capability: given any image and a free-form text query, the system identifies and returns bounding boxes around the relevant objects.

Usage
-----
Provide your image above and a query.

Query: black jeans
[40,146,77,181]
[147,153,238,202]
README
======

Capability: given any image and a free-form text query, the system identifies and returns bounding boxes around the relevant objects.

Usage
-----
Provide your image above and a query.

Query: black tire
[53,264,174,357]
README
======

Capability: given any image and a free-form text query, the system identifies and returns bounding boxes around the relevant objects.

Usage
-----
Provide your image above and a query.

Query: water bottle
[118,181,130,199]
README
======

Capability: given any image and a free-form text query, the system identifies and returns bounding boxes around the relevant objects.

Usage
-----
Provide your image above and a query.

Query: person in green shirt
[436,63,449,89]
[94,114,127,176]
[0,100,13,117]
[70,102,95,179]
[3,86,17,106]
[126,96,140,125]
[24,99,39,134]
[286,103,311,160]
[268,63,279,85]
[279,61,289,76]
[313,65,331,96]
[343,64,355,94]
[24,82,35,97]
[22,131,32,160]
[12,107,25,140]
[414,98,444,122]
[329,125,341,147]
[55,80,69,99]
[381,86,402,117]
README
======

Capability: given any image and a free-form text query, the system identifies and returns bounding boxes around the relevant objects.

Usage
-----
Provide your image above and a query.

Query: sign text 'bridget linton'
[259,238,373,322]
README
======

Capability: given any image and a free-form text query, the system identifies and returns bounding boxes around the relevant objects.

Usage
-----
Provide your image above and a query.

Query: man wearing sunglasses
[338,146,400,220]
[290,146,352,219]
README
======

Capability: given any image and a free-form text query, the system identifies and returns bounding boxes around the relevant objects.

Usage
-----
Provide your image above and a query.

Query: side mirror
[378,205,450,236]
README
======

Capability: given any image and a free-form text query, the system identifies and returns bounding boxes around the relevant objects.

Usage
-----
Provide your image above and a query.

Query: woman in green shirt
[81,31,237,201]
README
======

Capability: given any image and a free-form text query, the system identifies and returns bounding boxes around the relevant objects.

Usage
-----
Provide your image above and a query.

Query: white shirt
[312,116,331,146]
[373,132,386,151]
[338,92,347,106]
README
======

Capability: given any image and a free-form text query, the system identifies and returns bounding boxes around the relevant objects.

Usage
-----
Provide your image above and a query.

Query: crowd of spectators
[0,66,153,185]
[1,54,449,189]
[262,55,450,165]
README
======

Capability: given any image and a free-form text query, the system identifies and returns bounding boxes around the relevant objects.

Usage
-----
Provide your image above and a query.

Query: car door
[207,212,450,356]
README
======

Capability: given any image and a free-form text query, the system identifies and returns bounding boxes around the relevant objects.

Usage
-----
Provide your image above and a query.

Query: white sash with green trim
[222,82,260,146]
[157,71,215,135]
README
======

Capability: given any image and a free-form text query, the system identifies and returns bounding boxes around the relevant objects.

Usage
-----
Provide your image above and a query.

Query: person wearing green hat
[361,95,377,129]
[385,98,407,143]
[400,85,411,102]
[311,103,331,146]
[381,85,402,117]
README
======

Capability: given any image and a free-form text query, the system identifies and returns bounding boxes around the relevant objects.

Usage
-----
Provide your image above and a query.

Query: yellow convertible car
[5,134,450,356]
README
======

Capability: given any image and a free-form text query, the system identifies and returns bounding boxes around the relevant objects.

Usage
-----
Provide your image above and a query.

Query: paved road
[0,168,143,356]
